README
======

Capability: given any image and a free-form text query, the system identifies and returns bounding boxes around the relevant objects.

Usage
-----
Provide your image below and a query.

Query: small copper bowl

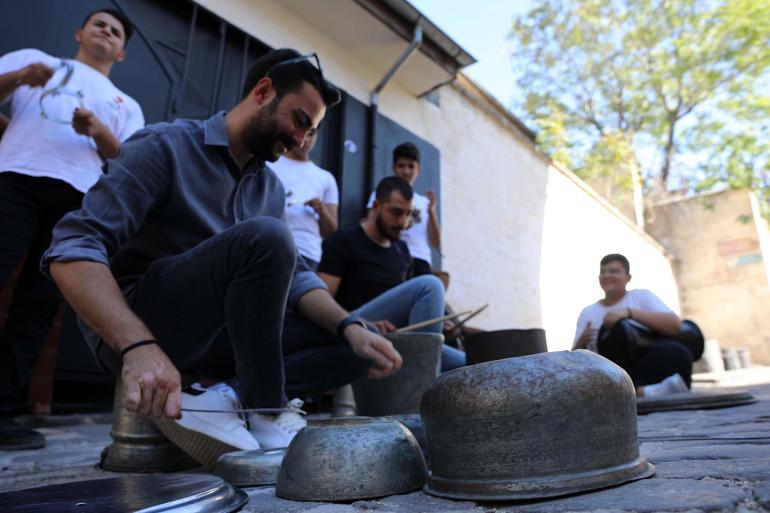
[421,350,654,501]
[275,417,428,501]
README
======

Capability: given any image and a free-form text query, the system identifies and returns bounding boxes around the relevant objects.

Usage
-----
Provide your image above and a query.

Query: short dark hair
[83,8,134,42]
[241,49,341,107]
[600,253,630,274]
[393,142,420,165]
[375,176,413,204]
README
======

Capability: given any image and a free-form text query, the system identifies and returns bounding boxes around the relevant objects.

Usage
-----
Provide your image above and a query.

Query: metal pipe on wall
[366,25,423,195]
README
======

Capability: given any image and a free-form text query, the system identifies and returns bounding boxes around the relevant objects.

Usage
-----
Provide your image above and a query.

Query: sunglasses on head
[265,52,324,78]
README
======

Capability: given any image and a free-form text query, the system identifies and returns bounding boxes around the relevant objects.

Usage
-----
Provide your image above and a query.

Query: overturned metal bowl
[215,448,286,487]
[421,350,654,501]
[463,328,547,365]
[352,332,443,416]
[384,413,430,467]
[275,417,428,501]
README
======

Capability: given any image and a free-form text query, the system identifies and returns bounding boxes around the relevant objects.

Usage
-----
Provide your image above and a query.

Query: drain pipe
[366,25,423,197]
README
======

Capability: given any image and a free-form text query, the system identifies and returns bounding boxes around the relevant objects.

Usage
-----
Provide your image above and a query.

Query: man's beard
[375,213,401,241]
[242,98,294,162]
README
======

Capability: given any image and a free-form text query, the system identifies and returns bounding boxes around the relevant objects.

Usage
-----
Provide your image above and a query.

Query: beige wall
[435,81,679,352]
[647,189,770,364]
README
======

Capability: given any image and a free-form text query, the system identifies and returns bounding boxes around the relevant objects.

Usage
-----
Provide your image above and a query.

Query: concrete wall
[435,79,679,352]
[647,189,770,364]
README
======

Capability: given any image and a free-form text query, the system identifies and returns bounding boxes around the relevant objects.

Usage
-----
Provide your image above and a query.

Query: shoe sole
[154,418,240,470]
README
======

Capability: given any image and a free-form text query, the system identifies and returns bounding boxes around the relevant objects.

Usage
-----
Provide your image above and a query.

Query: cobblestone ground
[1,384,769,512]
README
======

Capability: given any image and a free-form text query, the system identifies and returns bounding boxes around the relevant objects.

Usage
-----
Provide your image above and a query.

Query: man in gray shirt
[42,49,402,468]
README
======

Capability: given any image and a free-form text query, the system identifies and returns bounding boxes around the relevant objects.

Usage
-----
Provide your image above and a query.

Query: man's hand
[18,62,54,87]
[344,324,403,379]
[369,319,396,334]
[121,344,182,419]
[574,322,597,350]
[72,108,107,138]
[427,189,437,216]
[602,310,629,330]
[304,197,323,213]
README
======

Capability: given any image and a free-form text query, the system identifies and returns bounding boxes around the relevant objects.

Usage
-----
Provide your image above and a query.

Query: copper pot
[463,328,547,365]
[421,350,654,500]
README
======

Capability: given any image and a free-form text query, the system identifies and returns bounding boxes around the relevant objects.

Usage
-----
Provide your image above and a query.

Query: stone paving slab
[1,384,769,512]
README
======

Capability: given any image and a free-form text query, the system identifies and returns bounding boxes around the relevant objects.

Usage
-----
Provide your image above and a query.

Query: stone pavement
[2,383,770,512]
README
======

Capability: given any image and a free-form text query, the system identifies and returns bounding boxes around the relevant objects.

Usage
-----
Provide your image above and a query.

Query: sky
[409,0,533,110]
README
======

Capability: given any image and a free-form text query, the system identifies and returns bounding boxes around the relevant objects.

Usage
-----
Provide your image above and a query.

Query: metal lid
[0,474,247,513]
[637,389,756,414]
[215,448,286,486]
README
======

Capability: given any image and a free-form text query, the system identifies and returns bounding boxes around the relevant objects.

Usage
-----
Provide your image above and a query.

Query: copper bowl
[275,417,428,501]
[421,350,654,500]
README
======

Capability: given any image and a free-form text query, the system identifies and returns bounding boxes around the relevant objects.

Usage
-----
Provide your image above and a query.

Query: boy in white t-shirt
[0,8,144,450]
[268,129,338,270]
[573,254,693,397]
[367,142,440,276]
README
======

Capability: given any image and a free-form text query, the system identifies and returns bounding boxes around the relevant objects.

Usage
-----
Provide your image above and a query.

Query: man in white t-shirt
[268,129,338,270]
[367,142,440,276]
[0,8,144,450]
[572,253,693,397]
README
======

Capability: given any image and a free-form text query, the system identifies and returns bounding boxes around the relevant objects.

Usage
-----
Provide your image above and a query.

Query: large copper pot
[421,350,654,500]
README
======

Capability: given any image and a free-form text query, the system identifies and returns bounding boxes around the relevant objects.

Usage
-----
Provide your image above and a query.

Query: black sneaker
[0,415,45,451]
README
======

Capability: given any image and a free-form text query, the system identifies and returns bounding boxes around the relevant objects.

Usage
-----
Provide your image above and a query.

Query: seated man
[268,128,338,271]
[310,176,465,377]
[572,253,692,397]
[42,49,402,468]
[366,142,439,276]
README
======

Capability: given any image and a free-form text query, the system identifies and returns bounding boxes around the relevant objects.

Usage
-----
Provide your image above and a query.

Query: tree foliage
[509,0,770,205]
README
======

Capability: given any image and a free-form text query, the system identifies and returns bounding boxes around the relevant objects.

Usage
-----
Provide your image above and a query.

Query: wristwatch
[337,315,368,341]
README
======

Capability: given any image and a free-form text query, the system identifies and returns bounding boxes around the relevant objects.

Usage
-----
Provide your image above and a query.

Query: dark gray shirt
[41,112,325,347]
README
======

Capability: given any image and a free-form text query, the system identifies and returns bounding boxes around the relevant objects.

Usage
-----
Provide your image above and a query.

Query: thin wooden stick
[393,310,472,333]
[451,303,489,331]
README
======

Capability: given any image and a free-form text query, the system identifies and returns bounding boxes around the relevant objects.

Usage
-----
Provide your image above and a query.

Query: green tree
[510,0,770,213]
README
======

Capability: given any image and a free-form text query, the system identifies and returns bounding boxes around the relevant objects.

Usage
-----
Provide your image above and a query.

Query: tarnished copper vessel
[352,332,443,416]
[276,417,428,501]
[101,379,195,472]
[463,328,547,365]
[421,350,654,500]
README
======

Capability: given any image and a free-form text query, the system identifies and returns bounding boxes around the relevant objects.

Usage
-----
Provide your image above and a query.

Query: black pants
[97,218,296,409]
[598,319,693,388]
[0,173,84,413]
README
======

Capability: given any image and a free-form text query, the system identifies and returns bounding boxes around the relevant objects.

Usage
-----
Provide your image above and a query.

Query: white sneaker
[248,398,307,449]
[643,373,689,397]
[155,382,259,469]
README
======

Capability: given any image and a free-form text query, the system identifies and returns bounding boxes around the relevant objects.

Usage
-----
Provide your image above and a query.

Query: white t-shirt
[0,49,144,192]
[572,289,674,353]
[367,189,432,262]
[268,156,339,263]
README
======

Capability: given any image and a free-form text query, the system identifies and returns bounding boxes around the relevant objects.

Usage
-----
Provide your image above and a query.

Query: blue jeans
[282,275,466,398]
